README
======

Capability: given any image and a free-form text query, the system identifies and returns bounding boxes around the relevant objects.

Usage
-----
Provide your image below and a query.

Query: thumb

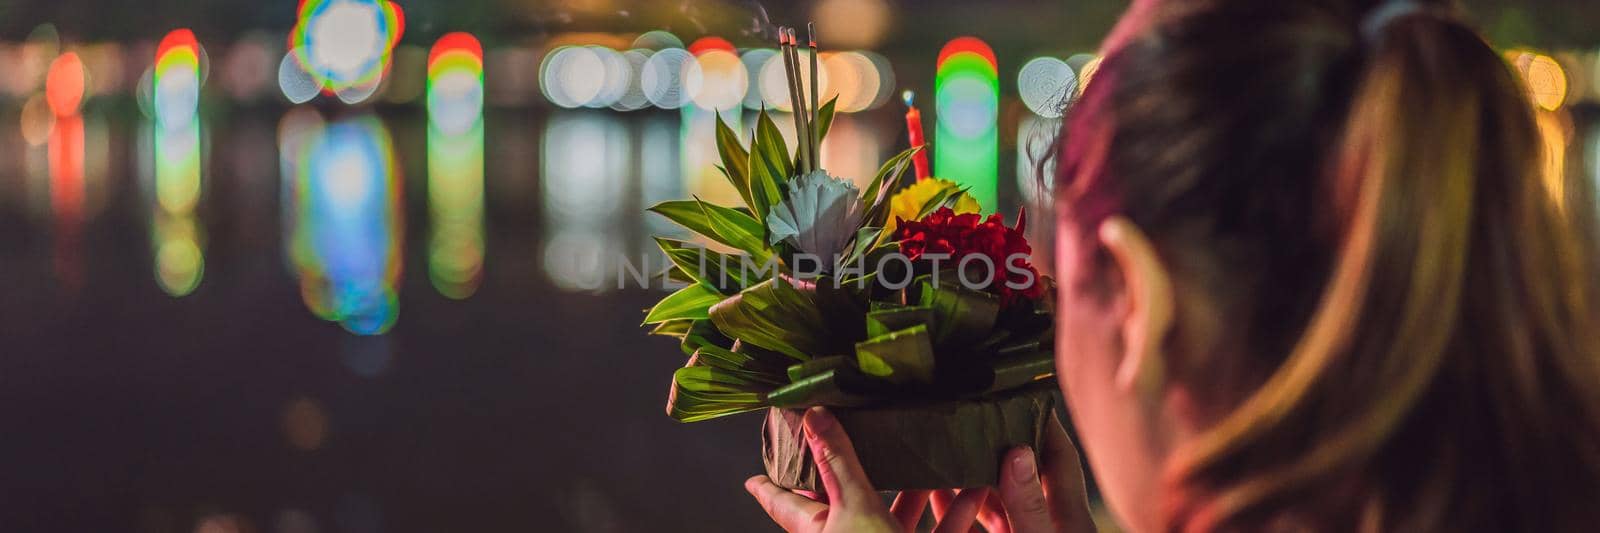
[803,406,879,510]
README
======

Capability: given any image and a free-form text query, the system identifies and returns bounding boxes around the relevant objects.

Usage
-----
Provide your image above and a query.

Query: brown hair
[1055,0,1600,530]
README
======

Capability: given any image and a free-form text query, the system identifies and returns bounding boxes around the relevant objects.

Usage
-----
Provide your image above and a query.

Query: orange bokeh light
[45,52,85,117]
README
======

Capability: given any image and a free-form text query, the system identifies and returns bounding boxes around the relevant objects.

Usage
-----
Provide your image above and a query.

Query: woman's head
[1052,0,1600,530]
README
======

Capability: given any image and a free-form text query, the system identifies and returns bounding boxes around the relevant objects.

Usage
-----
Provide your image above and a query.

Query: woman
[745,0,1600,531]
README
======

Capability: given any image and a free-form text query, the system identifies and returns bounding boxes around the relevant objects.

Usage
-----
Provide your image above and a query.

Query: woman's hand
[743,406,1093,533]
[743,406,992,532]
[972,417,1097,533]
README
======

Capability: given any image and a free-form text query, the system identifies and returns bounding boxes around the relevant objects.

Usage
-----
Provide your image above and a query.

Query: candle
[903,90,932,181]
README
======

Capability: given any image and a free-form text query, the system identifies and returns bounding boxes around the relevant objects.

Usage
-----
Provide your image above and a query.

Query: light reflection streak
[428,121,485,299]
[283,115,404,335]
[639,115,683,239]
[48,111,84,289]
[151,116,205,297]
[542,111,628,291]
[46,51,86,289]
[150,29,206,297]
[427,33,486,299]
[1016,114,1059,207]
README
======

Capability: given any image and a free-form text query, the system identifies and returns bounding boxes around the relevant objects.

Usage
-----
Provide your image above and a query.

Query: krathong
[643,23,1058,491]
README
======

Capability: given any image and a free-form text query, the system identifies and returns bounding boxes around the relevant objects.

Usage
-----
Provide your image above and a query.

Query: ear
[1097,216,1175,399]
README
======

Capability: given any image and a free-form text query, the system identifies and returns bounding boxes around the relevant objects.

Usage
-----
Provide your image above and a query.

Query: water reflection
[281,113,404,335]
[427,33,486,299]
[148,32,207,297]
[542,111,629,291]
[1016,114,1058,207]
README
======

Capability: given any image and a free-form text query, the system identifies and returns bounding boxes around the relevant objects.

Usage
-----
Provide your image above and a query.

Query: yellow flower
[885,177,981,235]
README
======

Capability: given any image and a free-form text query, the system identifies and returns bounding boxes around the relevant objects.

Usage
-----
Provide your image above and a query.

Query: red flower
[894,207,1044,307]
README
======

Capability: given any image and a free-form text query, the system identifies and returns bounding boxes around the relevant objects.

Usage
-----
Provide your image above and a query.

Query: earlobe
[1097,217,1175,400]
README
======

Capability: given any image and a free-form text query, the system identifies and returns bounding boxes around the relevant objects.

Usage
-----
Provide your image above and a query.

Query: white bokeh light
[1018,57,1076,118]
[428,69,483,135]
[692,50,747,112]
[308,1,385,84]
[278,47,323,104]
[640,48,702,110]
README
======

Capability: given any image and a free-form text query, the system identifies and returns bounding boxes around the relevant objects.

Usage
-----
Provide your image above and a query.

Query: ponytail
[1168,6,1600,531]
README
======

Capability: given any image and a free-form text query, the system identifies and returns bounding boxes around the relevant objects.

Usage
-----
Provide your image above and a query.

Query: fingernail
[804,406,834,435]
[1012,448,1037,479]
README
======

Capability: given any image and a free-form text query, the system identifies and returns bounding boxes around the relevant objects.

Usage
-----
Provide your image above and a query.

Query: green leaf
[697,199,774,264]
[786,355,851,382]
[714,112,754,209]
[748,110,792,221]
[649,200,773,264]
[765,368,873,409]
[665,372,767,422]
[649,319,693,338]
[841,226,883,267]
[654,238,754,294]
[861,146,922,228]
[916,182,968,219]
[681,319,731,357]
[855,325,936,384]
[709,276,834,361]
[695,345,789,386]
[915,278,1001,346]
[815,96,838,145]
[985,352,1056,394]
[865,306,935,337]
[649,200,722,241]
[643,283,726,324]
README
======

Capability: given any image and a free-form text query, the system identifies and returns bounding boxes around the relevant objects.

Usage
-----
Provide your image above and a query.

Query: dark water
[0,105,890,532]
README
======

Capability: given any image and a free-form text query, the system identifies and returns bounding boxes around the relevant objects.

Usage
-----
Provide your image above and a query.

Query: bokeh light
[812,0,891,49]
[740,49,777,110]
[427,32,484,135]
[20,94,55,146]
[149,35,206,298]
[427,32,487,299]
[824,52,880,113]
[757,49,827,112]
[45,52,85,117]
[610,49,652,112]
[541,46,603,108]
[1018,56,1077,118]
[287,0,403,98]
[283,114,404,335]
[640,47,702,110]
[542,113,628,291]
[278,47,322,103]
[691,49,746,112]
[1017,114,1060,205]
[1509,50,1569,111]
[155,29,203,130]
[936,37,1000,212]
[631,30,683,51]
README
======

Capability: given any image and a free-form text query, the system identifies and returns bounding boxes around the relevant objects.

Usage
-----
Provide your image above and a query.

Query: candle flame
[902,90,915,108]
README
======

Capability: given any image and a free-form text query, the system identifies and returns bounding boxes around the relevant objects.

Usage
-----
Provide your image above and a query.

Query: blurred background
[0,0,1595,531]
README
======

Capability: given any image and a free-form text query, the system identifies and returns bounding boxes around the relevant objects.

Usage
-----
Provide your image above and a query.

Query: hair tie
[1361,1,1457,44]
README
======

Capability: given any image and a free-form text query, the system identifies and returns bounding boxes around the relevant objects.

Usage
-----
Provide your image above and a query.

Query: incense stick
[807,22,820,171]
[782,27,811,174]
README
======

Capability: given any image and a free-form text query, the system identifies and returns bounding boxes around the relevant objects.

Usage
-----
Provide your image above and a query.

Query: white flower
[766,170,865,263]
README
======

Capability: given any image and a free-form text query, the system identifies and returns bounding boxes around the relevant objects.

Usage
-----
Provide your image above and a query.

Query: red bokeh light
[45,52,85,117]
